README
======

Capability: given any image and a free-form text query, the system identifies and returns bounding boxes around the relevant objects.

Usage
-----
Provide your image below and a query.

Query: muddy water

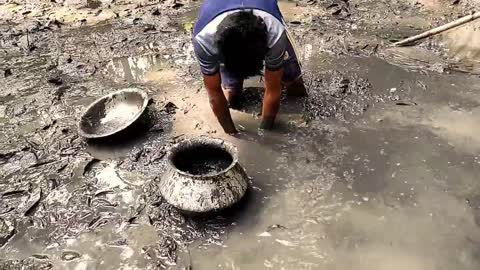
[94,11,480,269]
[439,20,480,74]
[179,48,480,269]
[105,54,176,84]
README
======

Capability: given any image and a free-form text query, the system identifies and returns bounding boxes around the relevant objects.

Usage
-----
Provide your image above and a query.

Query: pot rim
[167,136,239,179]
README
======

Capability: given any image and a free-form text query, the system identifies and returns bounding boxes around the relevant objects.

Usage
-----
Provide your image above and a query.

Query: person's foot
[285,77,308,97]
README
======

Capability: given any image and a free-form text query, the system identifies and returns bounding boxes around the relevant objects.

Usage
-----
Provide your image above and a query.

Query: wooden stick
[393,11,480,46]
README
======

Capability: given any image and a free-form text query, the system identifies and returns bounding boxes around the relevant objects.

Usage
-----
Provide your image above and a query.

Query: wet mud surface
[1,0,480,269]
[303,70,375,121]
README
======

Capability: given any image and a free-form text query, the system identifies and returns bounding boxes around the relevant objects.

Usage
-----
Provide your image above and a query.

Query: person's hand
[225,129,238,135]
[225,123,247,136]
[224,126,238,135]
[259,116,275,130]
[230,131,252,141]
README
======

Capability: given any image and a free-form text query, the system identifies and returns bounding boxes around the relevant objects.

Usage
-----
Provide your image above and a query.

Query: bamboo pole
[393,12,480,46]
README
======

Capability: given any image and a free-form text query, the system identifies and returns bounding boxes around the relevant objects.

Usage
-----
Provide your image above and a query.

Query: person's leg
[282,37,308,97]
[220,65,244,108]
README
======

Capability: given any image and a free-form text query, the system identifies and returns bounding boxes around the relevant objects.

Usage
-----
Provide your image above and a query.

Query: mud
[303,70,374,121]
[1,0,480,269]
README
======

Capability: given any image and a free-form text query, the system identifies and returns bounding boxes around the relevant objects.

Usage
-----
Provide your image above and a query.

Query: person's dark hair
[215,11,268,79]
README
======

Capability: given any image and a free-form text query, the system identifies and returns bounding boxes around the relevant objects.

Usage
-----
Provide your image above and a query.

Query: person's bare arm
[203,73,237,134]
[260,68,284,129]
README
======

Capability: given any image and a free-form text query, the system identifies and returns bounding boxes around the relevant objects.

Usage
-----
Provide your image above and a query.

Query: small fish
[31,254,49,260]
[275,239,297,247]
[258,232,272,237]
[2,190,27,198]
[94,190,114,197]
[396,101,417,106]
[267,224,287,232]
[61,251,81,261]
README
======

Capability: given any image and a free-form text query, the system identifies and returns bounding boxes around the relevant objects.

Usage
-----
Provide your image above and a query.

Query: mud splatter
[303,70,374,121]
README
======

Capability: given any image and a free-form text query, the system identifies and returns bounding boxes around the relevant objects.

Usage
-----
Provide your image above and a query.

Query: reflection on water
[373,21,480,75]
[381,46,445,73]
[441,20,480,74]
[106,54,176,83]
[57,224,158,270]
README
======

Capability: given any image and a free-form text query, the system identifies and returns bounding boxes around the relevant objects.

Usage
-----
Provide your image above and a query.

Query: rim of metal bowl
[167,136,240,180]
[77,88,149,139]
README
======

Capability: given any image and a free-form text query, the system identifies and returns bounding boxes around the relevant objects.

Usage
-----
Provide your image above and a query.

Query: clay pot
[160,137,248,214]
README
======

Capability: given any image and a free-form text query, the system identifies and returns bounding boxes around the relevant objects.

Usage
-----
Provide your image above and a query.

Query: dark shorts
[221,37,302,93]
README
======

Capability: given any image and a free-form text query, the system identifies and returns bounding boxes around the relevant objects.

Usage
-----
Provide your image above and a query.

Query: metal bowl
[78,88,149,139]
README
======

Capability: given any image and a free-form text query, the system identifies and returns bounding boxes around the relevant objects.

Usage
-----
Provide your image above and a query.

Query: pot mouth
[168,137,238,179]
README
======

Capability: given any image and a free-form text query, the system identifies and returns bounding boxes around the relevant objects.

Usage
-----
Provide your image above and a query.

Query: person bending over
[192,0,307,134]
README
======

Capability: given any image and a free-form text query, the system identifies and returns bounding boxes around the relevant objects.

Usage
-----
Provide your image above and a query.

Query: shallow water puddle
[381,105,480,153]
[54,224,158,269]
[105,54,177,83]
[88,160,148,188]
[189,116,480,270]
[440,20,480,74]
[175,47,480,269]
[22,224,158,269]
[95,162,128,189]
[381,46,446,73]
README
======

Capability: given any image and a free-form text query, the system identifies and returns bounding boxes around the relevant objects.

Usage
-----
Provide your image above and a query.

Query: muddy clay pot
[160,137,249,214]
